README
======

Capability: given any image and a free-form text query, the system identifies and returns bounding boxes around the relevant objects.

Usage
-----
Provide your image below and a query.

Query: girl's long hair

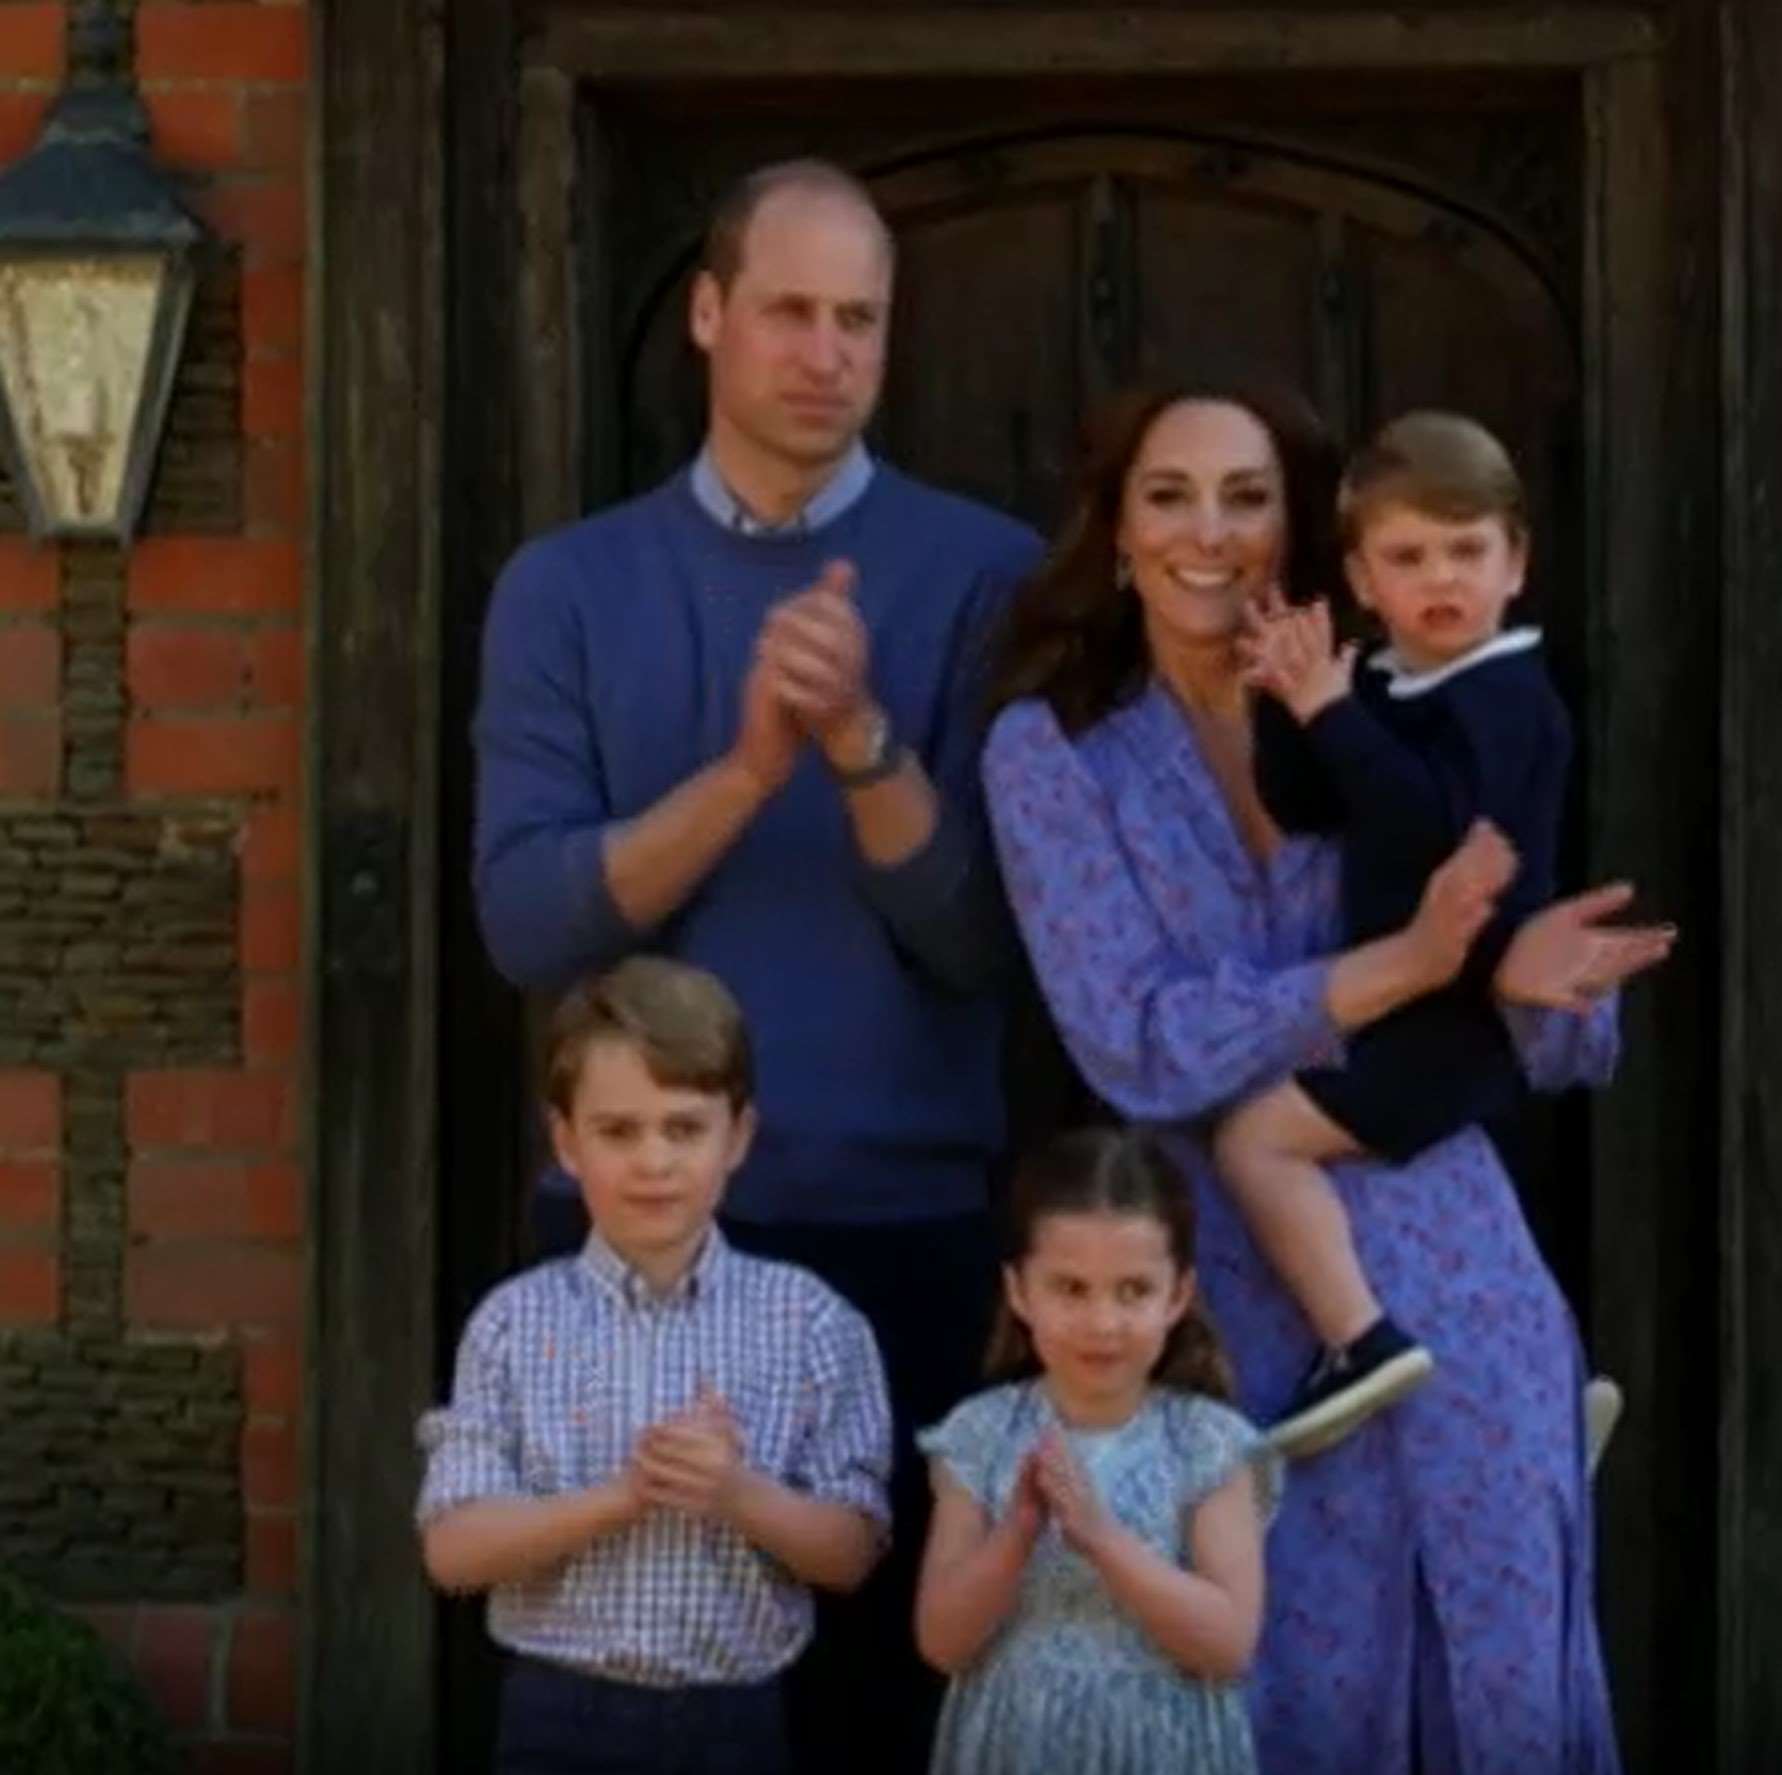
[987,381,1343,735]
[985,1125,1236,1402]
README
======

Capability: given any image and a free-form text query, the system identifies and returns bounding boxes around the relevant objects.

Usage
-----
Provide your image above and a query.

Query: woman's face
[1115,400,1288,650]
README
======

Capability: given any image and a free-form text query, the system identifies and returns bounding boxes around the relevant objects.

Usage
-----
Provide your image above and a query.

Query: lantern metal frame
[0,3,203,543]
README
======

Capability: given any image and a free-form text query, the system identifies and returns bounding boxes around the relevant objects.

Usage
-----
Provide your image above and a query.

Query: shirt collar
[579,1224,729,1309]
[690,440,874,537]
[1369,625,1542,699]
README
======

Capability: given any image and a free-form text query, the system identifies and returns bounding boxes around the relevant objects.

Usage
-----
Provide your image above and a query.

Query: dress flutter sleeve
[983,699,1340,1123]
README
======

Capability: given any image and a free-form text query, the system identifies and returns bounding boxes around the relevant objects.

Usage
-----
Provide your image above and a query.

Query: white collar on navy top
[690,440,875,537]
[1368,625,1542,700]
[580,1223,728,1308]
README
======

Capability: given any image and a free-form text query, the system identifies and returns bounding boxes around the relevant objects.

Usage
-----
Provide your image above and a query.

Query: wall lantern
[0,5,203,543]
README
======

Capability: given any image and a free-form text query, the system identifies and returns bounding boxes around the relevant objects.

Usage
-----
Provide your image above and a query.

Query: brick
[145,87,241,171]
[243,357,303,439]
[245,626,303,709]
[244,1511,298,1598]
[188,1741,295,1775]
[130,1159,301,1241]
[0,620,59,704]
[126,1240,301,1330]
[128,712,299,795]
[68,1605,137,1661]
[240,1416,299,1511]
[0,6,62,81]
[242,263,304,357]
[0,1071,59,1151]
[131,1605,216,1735]
[129,539,302,616]
[0,712,58,795]
[244,439,306,534]
[0,1162,57,1234]
[128,1069,295,1151]
[243,88,305,172]
[0,537,58,611]
[0,1246,57,1326]
[240,880,301,973]
[227,1606,297,1734]
[127,625,245,710]
[242,1333,301,1416]
[0,91,51,163]
[243,978,302,1064]
[198,178,306,261]
[137,6,308,83]
[240,805,300,882]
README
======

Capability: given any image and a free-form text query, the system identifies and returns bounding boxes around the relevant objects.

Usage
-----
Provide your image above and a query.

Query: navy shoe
[1268,1317,1434,1460]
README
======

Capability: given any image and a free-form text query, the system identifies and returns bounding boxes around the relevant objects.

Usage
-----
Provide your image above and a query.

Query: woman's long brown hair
[987,381,1343,735]
[985,1125,1236,1402]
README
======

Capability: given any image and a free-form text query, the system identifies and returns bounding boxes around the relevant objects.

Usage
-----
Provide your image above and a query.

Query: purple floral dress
[983,684,1621,1775]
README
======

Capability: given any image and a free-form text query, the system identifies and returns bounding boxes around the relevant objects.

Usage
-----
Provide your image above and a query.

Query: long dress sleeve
[471,539,637,988]
[983,699,1339,1123]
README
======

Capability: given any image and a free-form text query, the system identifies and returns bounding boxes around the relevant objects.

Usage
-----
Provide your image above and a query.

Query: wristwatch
[829,706,905,789]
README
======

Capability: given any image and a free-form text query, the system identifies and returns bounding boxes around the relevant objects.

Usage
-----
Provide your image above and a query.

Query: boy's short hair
[1339,410,1528,548]
[544,957,754,1117]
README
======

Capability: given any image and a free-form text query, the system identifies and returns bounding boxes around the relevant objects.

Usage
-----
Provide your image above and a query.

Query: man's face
[691,190,892,473]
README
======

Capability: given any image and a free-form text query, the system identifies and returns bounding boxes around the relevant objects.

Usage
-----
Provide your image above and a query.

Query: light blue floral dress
[918,1380,1280,1775]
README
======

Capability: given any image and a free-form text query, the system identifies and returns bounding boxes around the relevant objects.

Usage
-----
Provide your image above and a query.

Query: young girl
[913,1126,1278,1775]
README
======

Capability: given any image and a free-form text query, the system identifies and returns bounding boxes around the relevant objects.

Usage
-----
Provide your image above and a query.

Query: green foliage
[0,1573,179,1775]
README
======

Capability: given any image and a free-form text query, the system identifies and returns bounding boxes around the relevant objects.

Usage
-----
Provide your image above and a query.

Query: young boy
[416,956,892,1775]
[1222,411,1568,1459]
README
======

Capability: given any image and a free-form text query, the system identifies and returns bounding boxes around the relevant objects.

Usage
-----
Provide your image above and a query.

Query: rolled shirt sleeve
[788,1297,894,1531]
[415,1296,525,1525]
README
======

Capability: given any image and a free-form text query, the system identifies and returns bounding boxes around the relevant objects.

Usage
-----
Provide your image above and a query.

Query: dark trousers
[528,1189,998,1775]
[723,1212,999,1775]
[495,1658,788,1775]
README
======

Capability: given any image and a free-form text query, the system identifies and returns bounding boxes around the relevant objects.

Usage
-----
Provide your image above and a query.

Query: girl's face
[1115,400,1288,654]
[1004,1210,1194,1424]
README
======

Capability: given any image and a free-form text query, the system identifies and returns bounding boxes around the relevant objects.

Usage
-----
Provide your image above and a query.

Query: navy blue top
[472,464,1042,1223]
[1253,631,1571,986]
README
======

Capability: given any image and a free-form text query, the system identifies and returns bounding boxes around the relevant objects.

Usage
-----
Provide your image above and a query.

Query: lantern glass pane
[0,252,166,532]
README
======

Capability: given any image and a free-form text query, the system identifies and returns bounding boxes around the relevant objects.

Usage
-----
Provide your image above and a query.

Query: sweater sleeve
[854,528,1042,995]
[471,539,637,988]
[983,701,1340,1123]
[1253,692,1346,835]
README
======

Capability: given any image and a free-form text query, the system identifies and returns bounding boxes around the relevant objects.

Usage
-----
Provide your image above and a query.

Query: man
[472,159,1041,1772]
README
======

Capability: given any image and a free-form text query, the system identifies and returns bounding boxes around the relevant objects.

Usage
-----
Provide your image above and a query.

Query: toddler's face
[550,1039,753,1276]
[1004,1211,1193,1421]
[1346,502,1526,671]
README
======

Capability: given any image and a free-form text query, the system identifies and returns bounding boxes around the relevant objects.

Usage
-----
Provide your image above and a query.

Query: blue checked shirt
[416,1228,892,1685]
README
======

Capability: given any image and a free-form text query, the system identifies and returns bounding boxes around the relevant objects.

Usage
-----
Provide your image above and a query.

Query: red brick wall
[0,4,310,1770]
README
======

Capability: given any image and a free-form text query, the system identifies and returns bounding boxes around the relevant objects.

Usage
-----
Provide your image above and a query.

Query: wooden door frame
[309,5,1776,1770]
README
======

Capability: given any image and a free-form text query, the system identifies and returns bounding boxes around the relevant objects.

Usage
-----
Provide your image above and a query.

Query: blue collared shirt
[416,1228,892,1684]
[690,440,875,536]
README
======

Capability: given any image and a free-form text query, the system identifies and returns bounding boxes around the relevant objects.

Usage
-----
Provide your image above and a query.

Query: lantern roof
[0,0,201,252]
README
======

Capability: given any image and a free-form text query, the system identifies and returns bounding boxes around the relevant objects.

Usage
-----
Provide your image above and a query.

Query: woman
[981,384,1671,1774]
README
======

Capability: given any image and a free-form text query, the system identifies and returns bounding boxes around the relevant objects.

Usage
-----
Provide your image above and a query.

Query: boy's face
[550,1039,754,1279]
[1345,502,1527,672]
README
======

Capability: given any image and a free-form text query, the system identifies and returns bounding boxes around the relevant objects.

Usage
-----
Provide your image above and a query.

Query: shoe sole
[1584,1378,1623,1477]
[1268,1348,1436,1461]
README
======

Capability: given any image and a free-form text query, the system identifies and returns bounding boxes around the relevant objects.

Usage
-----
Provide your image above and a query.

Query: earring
[1113,553,1133,591]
